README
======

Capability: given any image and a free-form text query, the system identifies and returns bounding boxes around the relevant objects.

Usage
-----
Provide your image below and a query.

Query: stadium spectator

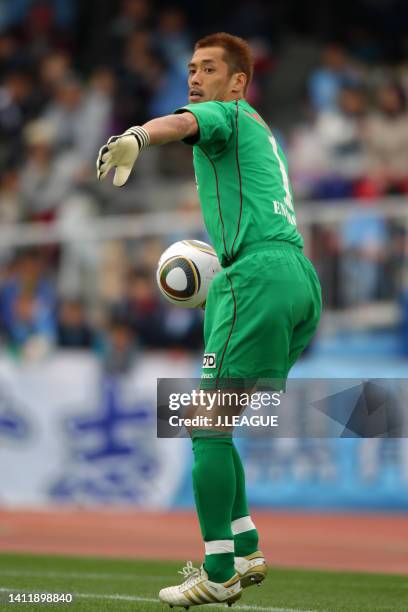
[20,119,81,219]
[162,304,203,351]
[114,267,203,350]
[109,0,152,50]
[0,249,56,356]
[246,38,274,108]
[102,316,137,374]
[288,123,331,200]
[87,67,116,136]
[148,58,188,118]
[43,74,110,165]
[154,6,191,71]
[56,298,96,349]
[0,71,40,169]
[114,30,162,129]
[8,291,55,358]
[0,32,26,77]
[340,204,388,306]
[361,82,408,196]
[166,182,208,244]
[308,44,359,113]
[57,192,101,301]
[312,85,369,199]
[38,50,72,101]
[115,266,170,348]
[290,85,368,199]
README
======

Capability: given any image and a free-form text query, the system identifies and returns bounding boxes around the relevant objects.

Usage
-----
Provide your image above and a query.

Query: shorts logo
[203,353,216,368]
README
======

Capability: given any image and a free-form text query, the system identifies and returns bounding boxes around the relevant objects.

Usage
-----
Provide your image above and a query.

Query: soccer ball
[156,240,221,308]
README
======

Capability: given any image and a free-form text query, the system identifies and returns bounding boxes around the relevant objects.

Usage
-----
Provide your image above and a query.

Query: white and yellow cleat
[234,551,268,589]
[159,561,242,609]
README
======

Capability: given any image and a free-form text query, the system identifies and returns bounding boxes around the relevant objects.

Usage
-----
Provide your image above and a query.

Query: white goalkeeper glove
[96,126,150,187]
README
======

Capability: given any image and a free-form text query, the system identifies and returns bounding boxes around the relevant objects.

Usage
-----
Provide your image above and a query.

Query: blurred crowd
[290,44,408,200]
[0,243,204,368]
[0,0,209,366]
[0,0,408,363]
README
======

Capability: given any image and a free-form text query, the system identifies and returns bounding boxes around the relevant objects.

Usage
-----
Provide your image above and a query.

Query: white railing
[0,195,406,248]
[1,195,407,332]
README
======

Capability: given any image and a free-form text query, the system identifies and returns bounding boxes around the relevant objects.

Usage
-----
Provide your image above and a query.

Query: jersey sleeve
[174,101,233,149]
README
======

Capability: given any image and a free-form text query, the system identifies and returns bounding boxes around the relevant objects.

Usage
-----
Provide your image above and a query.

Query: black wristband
[126,126,150,150]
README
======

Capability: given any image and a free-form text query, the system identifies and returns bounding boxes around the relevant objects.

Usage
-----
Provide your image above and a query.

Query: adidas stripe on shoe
[159,561,242,608]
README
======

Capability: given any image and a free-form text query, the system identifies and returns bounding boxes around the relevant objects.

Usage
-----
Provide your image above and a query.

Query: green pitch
[0,553,406,612]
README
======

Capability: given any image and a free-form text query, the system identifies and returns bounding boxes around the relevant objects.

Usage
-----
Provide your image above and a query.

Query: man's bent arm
[142,112,198,146]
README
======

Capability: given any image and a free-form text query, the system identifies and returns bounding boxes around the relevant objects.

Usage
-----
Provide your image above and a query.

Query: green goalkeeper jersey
[175,98,303,267]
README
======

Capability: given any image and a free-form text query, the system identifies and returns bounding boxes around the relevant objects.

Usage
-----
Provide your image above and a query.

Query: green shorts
[201,241,322,388]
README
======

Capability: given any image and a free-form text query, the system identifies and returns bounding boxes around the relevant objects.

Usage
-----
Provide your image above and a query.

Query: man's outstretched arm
[96,112,198,187]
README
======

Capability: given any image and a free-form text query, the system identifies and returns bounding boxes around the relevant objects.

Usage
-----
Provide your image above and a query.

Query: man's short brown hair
[194,32,253,94]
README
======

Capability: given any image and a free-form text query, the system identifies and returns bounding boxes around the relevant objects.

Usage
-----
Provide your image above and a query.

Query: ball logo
[203,353,216,368]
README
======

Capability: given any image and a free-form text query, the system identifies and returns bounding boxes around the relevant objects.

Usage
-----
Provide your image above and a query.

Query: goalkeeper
[97,32,321,608]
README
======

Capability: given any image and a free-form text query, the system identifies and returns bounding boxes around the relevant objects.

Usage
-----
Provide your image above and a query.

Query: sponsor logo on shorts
[203,353,216,368]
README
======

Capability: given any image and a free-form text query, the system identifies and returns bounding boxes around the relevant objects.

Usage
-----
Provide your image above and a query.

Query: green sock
[192,435,236,583]
[231,443,259,557]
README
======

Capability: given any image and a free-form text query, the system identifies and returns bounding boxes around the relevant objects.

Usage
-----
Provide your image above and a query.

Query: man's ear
[231,72,247,94]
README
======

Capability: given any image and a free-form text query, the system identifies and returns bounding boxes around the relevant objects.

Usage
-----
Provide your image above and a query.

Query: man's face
[188,47,236,103]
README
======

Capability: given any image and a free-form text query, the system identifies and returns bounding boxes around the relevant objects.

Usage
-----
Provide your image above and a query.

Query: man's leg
[159,422,243,607]
[231,441,267,588]
[231,442,259,556]
[192,433,236,583]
